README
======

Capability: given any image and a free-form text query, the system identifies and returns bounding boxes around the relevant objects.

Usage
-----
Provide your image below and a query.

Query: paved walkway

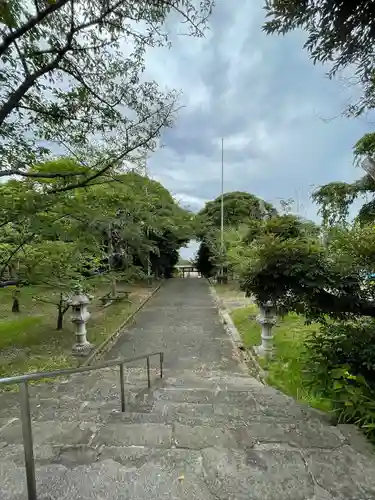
[105,278,240,373]
[1,278,375,500]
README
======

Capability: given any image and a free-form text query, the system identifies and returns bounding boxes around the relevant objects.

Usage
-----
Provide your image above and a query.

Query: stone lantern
[255,301,277,359]
[68,285,93,356]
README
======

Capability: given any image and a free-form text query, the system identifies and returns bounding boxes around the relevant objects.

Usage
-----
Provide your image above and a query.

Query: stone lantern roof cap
[69,293,90,306]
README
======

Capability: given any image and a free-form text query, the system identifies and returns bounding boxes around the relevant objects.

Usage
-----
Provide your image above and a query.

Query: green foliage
[312,176,375,225]
[0,316,44,350]
[0,281,145,378]
[195,238,217,277]
[0,1,213,187]
[0,163,194,287]
[195,191,275,277]
[263,0,375,116]
[16,241,100,285]
[198,191,275,231]
[231,304,329,411]
[305,320,375,387]
[304,320,375,439]
[355,133,375,159]
[239,214,375,319]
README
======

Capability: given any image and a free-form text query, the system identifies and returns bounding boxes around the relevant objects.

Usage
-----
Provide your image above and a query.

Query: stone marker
[255,301,276,359]
[68,285,93,356]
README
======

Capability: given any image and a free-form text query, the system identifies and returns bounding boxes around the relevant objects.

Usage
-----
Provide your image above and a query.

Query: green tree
[198,191,275,231]
[195,192,275,277]
[0,163,194,284]
[239,214,375,319]
[0,0,213,187]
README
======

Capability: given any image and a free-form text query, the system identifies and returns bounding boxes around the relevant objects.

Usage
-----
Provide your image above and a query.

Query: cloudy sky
[143,0,372,257]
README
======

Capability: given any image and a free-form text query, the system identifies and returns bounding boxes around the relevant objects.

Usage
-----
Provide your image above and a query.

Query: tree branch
[48,103,175,194]
[0,235,35,279]
[0,43,72,126]
[60,63,116,109]
[0,0,70,58]
[0,168,86,179]
[0,0,127,126]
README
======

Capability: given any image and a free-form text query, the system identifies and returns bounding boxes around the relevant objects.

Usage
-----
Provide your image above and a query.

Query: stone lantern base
[72,341,94,357]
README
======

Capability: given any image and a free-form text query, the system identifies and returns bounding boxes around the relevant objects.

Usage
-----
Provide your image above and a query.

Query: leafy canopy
[239,214,375,320]
[0,161,194,284]
[198,191,275,231]
[0,0,213,188]
[263,0,375,115]
[195,192,275,277]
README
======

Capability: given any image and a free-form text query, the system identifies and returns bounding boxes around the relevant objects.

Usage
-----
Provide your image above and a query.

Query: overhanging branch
[0,0,70,58]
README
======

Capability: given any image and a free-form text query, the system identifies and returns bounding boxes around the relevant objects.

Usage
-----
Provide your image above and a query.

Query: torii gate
[175,265,201,278]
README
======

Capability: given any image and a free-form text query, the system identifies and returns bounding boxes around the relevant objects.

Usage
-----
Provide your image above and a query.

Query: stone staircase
[1,363,375,500]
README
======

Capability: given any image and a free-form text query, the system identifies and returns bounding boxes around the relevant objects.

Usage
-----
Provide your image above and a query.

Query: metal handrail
[0,351,164,500]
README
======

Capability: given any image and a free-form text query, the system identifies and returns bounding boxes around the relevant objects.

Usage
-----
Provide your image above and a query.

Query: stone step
[1,381,332,428]
[152,387,326,422]
[154,387,261,405]
[3,440,372,500]
[0,410,347,452]
[1,458,214,500]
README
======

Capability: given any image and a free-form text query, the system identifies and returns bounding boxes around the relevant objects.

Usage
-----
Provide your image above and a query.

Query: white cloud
[143,0,370,233]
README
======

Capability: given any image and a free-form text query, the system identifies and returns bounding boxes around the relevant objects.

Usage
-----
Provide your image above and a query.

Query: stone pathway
[1,278,375,499]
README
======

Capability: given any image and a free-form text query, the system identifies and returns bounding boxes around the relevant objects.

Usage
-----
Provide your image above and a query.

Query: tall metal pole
[144,155,152,284]
[220,137,224,279]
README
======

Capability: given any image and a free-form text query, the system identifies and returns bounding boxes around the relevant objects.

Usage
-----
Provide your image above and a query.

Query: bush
[305,320,375,383]
[304,319,375,440]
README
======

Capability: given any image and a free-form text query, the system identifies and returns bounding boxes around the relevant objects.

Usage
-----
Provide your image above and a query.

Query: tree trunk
[56,293,67,330]
[12,297,20,313]
[57,306,64,330]
[12,287,20,313]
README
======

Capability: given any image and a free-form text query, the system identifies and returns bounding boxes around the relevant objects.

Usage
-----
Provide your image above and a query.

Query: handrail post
[146,356,151,389]
[119,364,125,413]
[160,352,164,379]
[20,381,37,500]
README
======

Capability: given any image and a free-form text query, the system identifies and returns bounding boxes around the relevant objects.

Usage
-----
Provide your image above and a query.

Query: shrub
[305,320,375,383]
[304,319,375,440]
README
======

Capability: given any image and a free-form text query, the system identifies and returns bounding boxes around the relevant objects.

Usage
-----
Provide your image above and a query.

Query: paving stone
[154,401,216,419]
[91,423,172,447]
[154,388,215,404]
[108,410,167,425]
[0,420,97,446]
[57,446,99,467]
[174,423,238,449]
[303,446,375,499]
[233,419,345,449]
[337,423,375,457]
[0,460,28,500]
[99,446,204,474]
[202,446,315,500]
[28,459,213,500]
[1,444,58,465]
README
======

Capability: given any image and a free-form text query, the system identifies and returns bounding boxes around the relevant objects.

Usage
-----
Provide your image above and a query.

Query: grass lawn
[213,281,244,297]
[0,279,155,383]
[231,306,331,412]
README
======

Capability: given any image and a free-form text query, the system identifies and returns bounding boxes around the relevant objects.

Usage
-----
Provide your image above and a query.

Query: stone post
[255,301,277,359]
[68,287,93,356]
